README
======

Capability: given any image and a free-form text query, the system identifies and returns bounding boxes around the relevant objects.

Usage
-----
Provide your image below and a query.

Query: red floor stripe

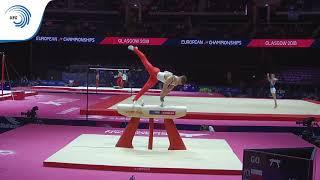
[82,109,320,121]
[0,91,38,101]
[43,162,242,175]
[80,94,320,121]
[80,94,131,115]
[303,99,320,105]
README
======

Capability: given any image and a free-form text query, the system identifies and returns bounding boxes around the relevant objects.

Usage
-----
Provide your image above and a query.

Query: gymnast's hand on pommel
[160,96,164,102]
[160,96,165,107]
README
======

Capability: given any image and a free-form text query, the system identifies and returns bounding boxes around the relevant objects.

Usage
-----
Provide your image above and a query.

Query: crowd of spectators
[193,83,320,101]
[240,84,319,100]
[12,64,320,102]
[46,0,123,11]
[37,0,320,38]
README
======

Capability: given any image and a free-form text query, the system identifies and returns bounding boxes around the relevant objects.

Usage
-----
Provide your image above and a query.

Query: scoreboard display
[242,147,316,180]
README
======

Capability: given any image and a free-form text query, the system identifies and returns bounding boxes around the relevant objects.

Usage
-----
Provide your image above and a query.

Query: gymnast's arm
[160,76,175,100]
[266,73,271,82]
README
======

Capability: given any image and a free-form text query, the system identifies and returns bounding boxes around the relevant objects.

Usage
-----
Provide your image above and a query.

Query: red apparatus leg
[164,119,186,150]
[116,117,140,148]
[148,118,154,150]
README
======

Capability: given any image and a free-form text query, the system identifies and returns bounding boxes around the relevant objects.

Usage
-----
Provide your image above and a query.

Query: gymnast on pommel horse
[115,46,188,150]
[128,45,187,106]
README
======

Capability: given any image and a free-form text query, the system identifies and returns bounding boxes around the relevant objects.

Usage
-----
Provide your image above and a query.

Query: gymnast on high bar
[128,45,187,106]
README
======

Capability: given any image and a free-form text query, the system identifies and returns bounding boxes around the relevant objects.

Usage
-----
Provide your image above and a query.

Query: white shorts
[270,88,276,94]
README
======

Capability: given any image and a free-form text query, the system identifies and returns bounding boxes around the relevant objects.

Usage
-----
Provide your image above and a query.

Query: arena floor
[83,94,320,121]
[112,95,320,115]
[0,124,318,180]
[44,134,242,175]
[0,89,318,128]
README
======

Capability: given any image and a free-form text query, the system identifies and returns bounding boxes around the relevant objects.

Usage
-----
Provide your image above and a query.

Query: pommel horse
[116,104,187,150]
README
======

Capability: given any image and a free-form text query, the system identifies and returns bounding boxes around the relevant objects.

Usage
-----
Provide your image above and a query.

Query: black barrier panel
[242,147,316,180]
[311,39,320,48]
[0,116,27,133]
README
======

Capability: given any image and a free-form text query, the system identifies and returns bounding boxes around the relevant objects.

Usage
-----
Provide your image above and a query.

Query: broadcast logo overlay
[5,5,31,28]
[0,0,52,42]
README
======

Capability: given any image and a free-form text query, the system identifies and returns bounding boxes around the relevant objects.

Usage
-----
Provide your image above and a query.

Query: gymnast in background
[115,71,125,88]
[267,73,278,108]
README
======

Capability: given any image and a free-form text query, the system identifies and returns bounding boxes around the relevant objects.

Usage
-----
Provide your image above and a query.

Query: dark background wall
[1,41,320,86]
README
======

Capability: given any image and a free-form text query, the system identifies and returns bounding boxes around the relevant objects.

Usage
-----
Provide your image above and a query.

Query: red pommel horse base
[116,104,187,150]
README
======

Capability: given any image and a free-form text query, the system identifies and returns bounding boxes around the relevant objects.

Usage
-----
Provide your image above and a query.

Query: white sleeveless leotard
[157,71,173,83]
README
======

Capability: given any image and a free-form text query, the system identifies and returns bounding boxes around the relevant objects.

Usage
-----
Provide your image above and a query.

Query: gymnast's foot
[128,45,134,51]
[132,100,137,107]
[132,100,144,107]
[274,104,278,109]
[128,45,138,51]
